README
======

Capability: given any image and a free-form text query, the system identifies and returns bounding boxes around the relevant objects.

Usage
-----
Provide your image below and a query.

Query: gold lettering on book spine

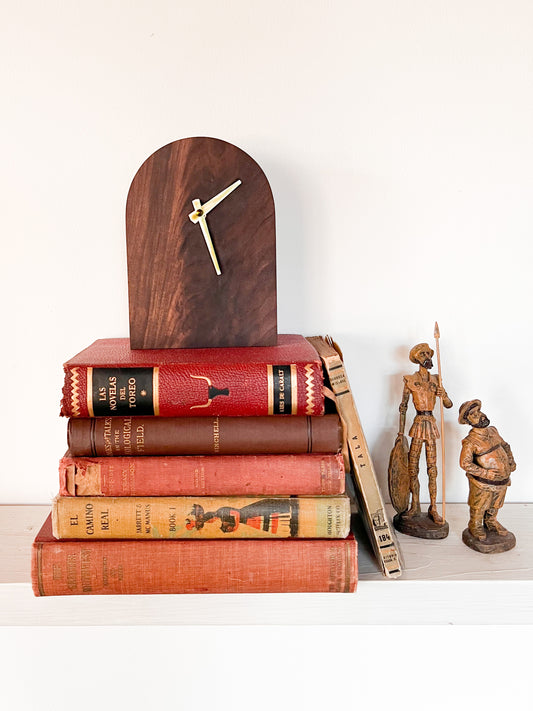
[153,367,160,416]
[87,367,94,417]
[70,367,82,417]
[304,363,315,415]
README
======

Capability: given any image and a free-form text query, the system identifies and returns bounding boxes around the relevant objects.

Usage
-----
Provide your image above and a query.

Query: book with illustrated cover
[307,336,402,579]
[32,515,357,595]
[60,334,324,418]
[59,451,346,496]
[51,495,351,540]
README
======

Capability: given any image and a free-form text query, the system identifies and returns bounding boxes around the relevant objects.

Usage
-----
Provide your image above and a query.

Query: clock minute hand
[188,180,242,223]
[192,199,222,276]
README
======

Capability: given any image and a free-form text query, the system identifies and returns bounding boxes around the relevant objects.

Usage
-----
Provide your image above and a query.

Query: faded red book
[67,414,342,457]
[60,334,324,418]
[32,515,357,595]
[59,452,346,496]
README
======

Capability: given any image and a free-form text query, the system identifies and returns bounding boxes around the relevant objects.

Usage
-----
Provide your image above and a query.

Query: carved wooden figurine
[458,399,516,553]
[389,342,452,539]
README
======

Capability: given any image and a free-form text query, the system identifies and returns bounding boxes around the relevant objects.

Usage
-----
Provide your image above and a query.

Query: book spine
[52,495,351,539]
[61,361,324,418]
[308,336,402,579]
[59,452,346,496]
[32,536,357,595]
[67,414,343,457]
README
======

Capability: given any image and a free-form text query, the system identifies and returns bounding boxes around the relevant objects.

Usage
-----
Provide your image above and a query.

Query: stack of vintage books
[31,334,359,595]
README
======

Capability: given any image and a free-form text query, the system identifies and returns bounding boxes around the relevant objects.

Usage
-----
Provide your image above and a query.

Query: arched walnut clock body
[126,137,277,349]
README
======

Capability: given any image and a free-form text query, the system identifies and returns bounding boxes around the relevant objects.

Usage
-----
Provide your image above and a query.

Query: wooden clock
[126,137,278,349]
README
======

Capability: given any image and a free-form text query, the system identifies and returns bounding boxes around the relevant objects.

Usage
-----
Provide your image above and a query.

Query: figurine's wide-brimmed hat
[409,343,434,364]
[458,399,482,424]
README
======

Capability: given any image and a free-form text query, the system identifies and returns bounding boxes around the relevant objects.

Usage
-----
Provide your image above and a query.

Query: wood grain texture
[126,137,277,349]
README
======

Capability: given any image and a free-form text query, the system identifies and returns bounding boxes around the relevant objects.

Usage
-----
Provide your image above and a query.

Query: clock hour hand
[188,180,241,224]
[191,199,222,275]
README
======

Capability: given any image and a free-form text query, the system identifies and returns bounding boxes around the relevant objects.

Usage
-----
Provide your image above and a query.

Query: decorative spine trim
[305,364,315,415]
[70,367,81,417]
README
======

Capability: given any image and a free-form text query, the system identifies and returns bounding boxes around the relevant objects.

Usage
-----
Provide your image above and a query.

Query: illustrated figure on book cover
[186,499,297,536]
[389,342,452,539]
[458,399,516,553]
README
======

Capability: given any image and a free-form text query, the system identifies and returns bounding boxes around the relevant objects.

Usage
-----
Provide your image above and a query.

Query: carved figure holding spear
[388,330,452,539]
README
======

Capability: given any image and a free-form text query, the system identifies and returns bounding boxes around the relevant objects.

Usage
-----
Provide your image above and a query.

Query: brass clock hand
[188,180,241,224]
[191,199,222,275]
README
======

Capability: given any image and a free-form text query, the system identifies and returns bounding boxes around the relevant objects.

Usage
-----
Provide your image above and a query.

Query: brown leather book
[67,414,343,457]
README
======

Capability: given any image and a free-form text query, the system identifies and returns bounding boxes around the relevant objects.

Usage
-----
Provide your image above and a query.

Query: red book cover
[59,452,346,496]
[61,334,324,418]
[32,515,357,595]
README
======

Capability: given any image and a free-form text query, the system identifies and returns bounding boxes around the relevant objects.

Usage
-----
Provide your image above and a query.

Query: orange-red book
[32,515,357,595]
[59,452,346,496]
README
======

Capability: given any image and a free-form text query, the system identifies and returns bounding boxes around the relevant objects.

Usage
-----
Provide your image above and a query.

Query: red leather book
[67,414,342,456]
[59,451,346,496]
[60,334,324,418]
[32,515,357,595]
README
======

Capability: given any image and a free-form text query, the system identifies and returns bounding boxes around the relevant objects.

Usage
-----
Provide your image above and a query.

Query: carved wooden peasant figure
[390,342,452,539]
[459,399,516,553]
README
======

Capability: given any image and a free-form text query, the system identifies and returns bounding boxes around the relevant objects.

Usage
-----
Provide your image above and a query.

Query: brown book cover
[67,414,343,457]
[32,515,357,595]
[52,495,351,539]
[59,451,346,496]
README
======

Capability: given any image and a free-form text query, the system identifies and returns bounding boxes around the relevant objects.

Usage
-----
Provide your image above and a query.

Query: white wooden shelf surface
[1,503,532,626]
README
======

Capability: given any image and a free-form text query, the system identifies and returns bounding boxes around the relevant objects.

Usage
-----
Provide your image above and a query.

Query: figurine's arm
[501,440,517,472]
[459,438,485,478]
[398,380,410,436]
[436,384,453,409]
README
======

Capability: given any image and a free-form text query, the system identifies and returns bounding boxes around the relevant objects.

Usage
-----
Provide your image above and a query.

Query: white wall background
[2,3,531,702]
[2,0,532,505]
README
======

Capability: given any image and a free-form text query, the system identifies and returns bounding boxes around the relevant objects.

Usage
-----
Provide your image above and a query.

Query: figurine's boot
[428,505,444,526]
[484,509,509,537]
[468,510,487,541]
[427,462,444,525]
